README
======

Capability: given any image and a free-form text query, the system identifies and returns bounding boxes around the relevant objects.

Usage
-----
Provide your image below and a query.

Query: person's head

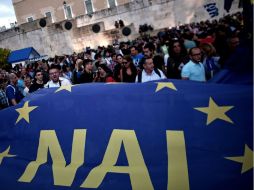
[116,54,123,64]
[37,61,43,70]
[24,75,32,87]
[104,49,111,57]
[97,64,111,78]
[130,46,138,56]
[183,31,194,40]
[20,67,27,76]
[200,43,216,57]
[189,47,202,63]
[171,41,182,54]
[75,59,83,70]
[143,43,155,58]
[111,53,117,62]
[143,58,154,74]
[9,73,18,85]
[42,62,49,71]
[228,35,240,51]
[84,59,93,71]
[84,50,91,59]
[122,55,133,68]
[94,53,102,61]
[49,65,61,83]
[34,70,43,83]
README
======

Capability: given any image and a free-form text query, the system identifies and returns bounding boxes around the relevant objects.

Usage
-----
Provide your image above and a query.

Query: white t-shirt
[136,69,166,83]
[44,77,72,88]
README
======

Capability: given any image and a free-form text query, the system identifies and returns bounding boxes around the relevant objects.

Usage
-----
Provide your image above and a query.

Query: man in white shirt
[136,57,166,83]
[45,65,72,88]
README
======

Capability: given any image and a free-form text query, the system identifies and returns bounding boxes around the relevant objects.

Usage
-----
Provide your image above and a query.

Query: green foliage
[0,48,11,69]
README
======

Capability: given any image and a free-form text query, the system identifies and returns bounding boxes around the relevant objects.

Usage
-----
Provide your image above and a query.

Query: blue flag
[224,0,234,12]
[0,80,253,190]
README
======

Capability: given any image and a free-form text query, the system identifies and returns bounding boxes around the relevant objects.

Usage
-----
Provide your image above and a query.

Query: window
[108,0,116,8]
[64,5,73,19]
[27,17,34,22]
[85,0,93,15]
[45,11,54,22]
[45,12,51,18]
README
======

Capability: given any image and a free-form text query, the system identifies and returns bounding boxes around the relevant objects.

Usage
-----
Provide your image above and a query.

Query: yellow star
[0,146,16,165]
[55,85,73,93]
[155,82,177,92]
[225,144,253,174]
[194,97,234,125]
[15,101,38,124]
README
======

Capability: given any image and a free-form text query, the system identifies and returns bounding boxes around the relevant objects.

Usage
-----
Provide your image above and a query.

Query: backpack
[138,68,161,83]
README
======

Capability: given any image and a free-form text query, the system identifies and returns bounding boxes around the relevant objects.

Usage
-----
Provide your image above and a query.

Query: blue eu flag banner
[0,80,252,190]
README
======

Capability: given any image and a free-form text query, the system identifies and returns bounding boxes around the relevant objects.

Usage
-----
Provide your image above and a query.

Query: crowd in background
[0,12,252,109]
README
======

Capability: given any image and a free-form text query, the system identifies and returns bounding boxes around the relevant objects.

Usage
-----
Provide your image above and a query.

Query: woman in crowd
[120,55,137,83]
[94,64,115,82]
[200,43,220,80]
[166,40,189,79]
[113,54,123,82]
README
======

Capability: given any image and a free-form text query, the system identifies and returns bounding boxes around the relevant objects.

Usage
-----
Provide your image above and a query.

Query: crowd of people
[0,12,252,110]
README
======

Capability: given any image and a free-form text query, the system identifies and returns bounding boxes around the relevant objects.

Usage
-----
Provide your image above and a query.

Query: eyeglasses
[191,53,201,56]
[122,61,128,64]
[49,72,59,75]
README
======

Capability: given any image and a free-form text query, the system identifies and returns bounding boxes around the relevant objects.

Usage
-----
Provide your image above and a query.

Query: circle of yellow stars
[1,82,252,175]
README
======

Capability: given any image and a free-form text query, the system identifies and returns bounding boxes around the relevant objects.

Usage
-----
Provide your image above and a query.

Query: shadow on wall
[173,0,204,26]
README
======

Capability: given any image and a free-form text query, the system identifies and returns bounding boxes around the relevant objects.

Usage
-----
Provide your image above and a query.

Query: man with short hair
[136,57,166,83]
[143,42,165,72]
[80,59,94,83]
[23,75,32,96]
[181,47,206,82]
[143,43,155,58]
[29,70,45,93]
[45,65,72,88]
[6,73,24,106]
[130,46,144,68]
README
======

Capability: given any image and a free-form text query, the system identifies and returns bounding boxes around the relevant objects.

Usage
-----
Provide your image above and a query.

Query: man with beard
[181,47,206,82]
[45,65,71,88]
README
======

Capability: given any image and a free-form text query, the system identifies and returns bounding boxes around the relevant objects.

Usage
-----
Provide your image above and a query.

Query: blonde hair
[200,43,216,57]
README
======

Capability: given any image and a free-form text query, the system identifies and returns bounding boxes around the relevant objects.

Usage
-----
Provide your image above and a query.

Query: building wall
[2,0,242,57]
[93,0,109,11]
[12,0,132,24]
